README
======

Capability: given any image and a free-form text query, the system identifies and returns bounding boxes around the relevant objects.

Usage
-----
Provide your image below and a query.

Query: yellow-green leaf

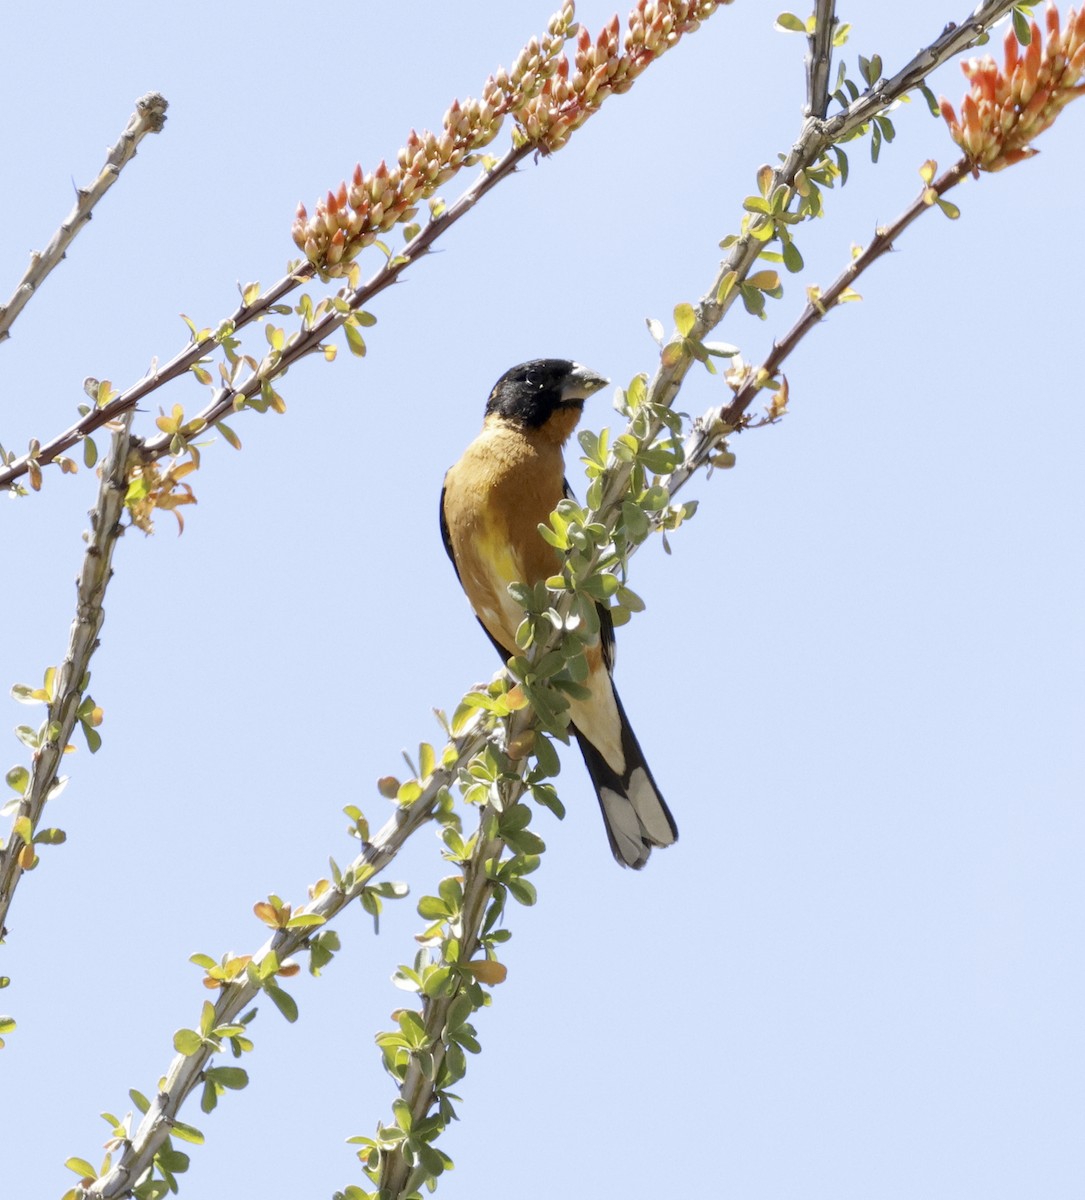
[673,302,696,337]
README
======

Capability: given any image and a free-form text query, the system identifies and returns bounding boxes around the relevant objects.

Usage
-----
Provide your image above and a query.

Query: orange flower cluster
[292,0,726,274]
[516,0,722,150]
[291,3,575,273]
[940,3,1085,170]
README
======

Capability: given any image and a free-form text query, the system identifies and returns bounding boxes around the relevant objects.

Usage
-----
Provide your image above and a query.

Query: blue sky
[3,2,1083,1198]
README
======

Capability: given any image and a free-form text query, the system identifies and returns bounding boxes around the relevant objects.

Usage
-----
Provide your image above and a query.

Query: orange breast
[443,419,567,654]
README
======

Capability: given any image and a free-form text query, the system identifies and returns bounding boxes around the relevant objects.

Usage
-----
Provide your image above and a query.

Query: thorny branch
[0,414,135,934]
[82,718,491,1199]
[0,93,168,345]
[0,143,534,492]
[805,0,838,119]
[671,157,974,492]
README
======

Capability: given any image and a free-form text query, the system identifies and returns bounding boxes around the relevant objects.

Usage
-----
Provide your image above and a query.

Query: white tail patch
[627,767,677,846]
[600,788,651,869]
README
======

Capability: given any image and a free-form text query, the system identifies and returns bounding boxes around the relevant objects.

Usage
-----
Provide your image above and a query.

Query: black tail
[572,687,677,869]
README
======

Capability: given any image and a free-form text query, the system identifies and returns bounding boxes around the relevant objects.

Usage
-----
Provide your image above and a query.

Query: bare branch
[0,413,136,934]
[0,93,168,345]
[824,1,1018,144]
[805,0,838,119]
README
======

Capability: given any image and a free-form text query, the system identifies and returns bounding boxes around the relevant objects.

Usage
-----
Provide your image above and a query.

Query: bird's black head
[484,359,609,428]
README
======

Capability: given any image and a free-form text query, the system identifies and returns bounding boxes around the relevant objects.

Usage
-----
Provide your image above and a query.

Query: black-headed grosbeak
[440,359,677,868]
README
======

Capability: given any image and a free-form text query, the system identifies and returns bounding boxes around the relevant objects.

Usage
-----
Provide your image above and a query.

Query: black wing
[440,478,509,662]
[438,479,461,582]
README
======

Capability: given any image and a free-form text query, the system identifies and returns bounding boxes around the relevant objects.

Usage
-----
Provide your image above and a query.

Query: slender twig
[823,0,1018,143]
[0,413,135,934]
[0,94,168,345]
[672,158,973,492]
[137,143,535,460]
[806,0,838,120]
[0,144,534,490]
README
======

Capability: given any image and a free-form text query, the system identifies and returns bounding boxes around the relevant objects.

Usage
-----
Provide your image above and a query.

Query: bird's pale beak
[563,363,610,403]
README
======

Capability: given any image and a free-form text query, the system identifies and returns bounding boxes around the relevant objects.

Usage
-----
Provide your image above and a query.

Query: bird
[440,358,677,868]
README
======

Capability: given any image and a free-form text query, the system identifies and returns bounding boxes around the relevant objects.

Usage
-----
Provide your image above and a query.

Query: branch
[0,139,534,494]
[672,157,974,491]
[137,143,536,460]
[377,786,521,1199]
[0,413,135,935]
[83,716,492,1199]
[617,0,1018,483]
[0,93,168,345]
[824,0,1018,143]
[805,0,837,119]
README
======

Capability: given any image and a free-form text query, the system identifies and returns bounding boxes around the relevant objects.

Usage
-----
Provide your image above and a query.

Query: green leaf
[937,197,960,219]
[205,1066,248,1090]
[507,877,537,906]
[578,573,619,600]
[533,735,561,778]
[173,1028,204,1056]
[672,302,696,337]
[65,1158,98,1179]
[621,501,650,540]
[265,983,299,1023]
[170,1120,206,1145]
[215,421,242,451]
[392,1098,414,1132]
[343,322,367,357]
[417,895,451,920]
[285,912,326,928]
[782,240,804,273]
[774,12,806,33]
[5,766,28,794]
[1012,6,1032,44]
[917,82,940,117]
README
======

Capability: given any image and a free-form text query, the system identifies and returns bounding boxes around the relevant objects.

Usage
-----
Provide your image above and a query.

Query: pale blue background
[2,3,1083,1197]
